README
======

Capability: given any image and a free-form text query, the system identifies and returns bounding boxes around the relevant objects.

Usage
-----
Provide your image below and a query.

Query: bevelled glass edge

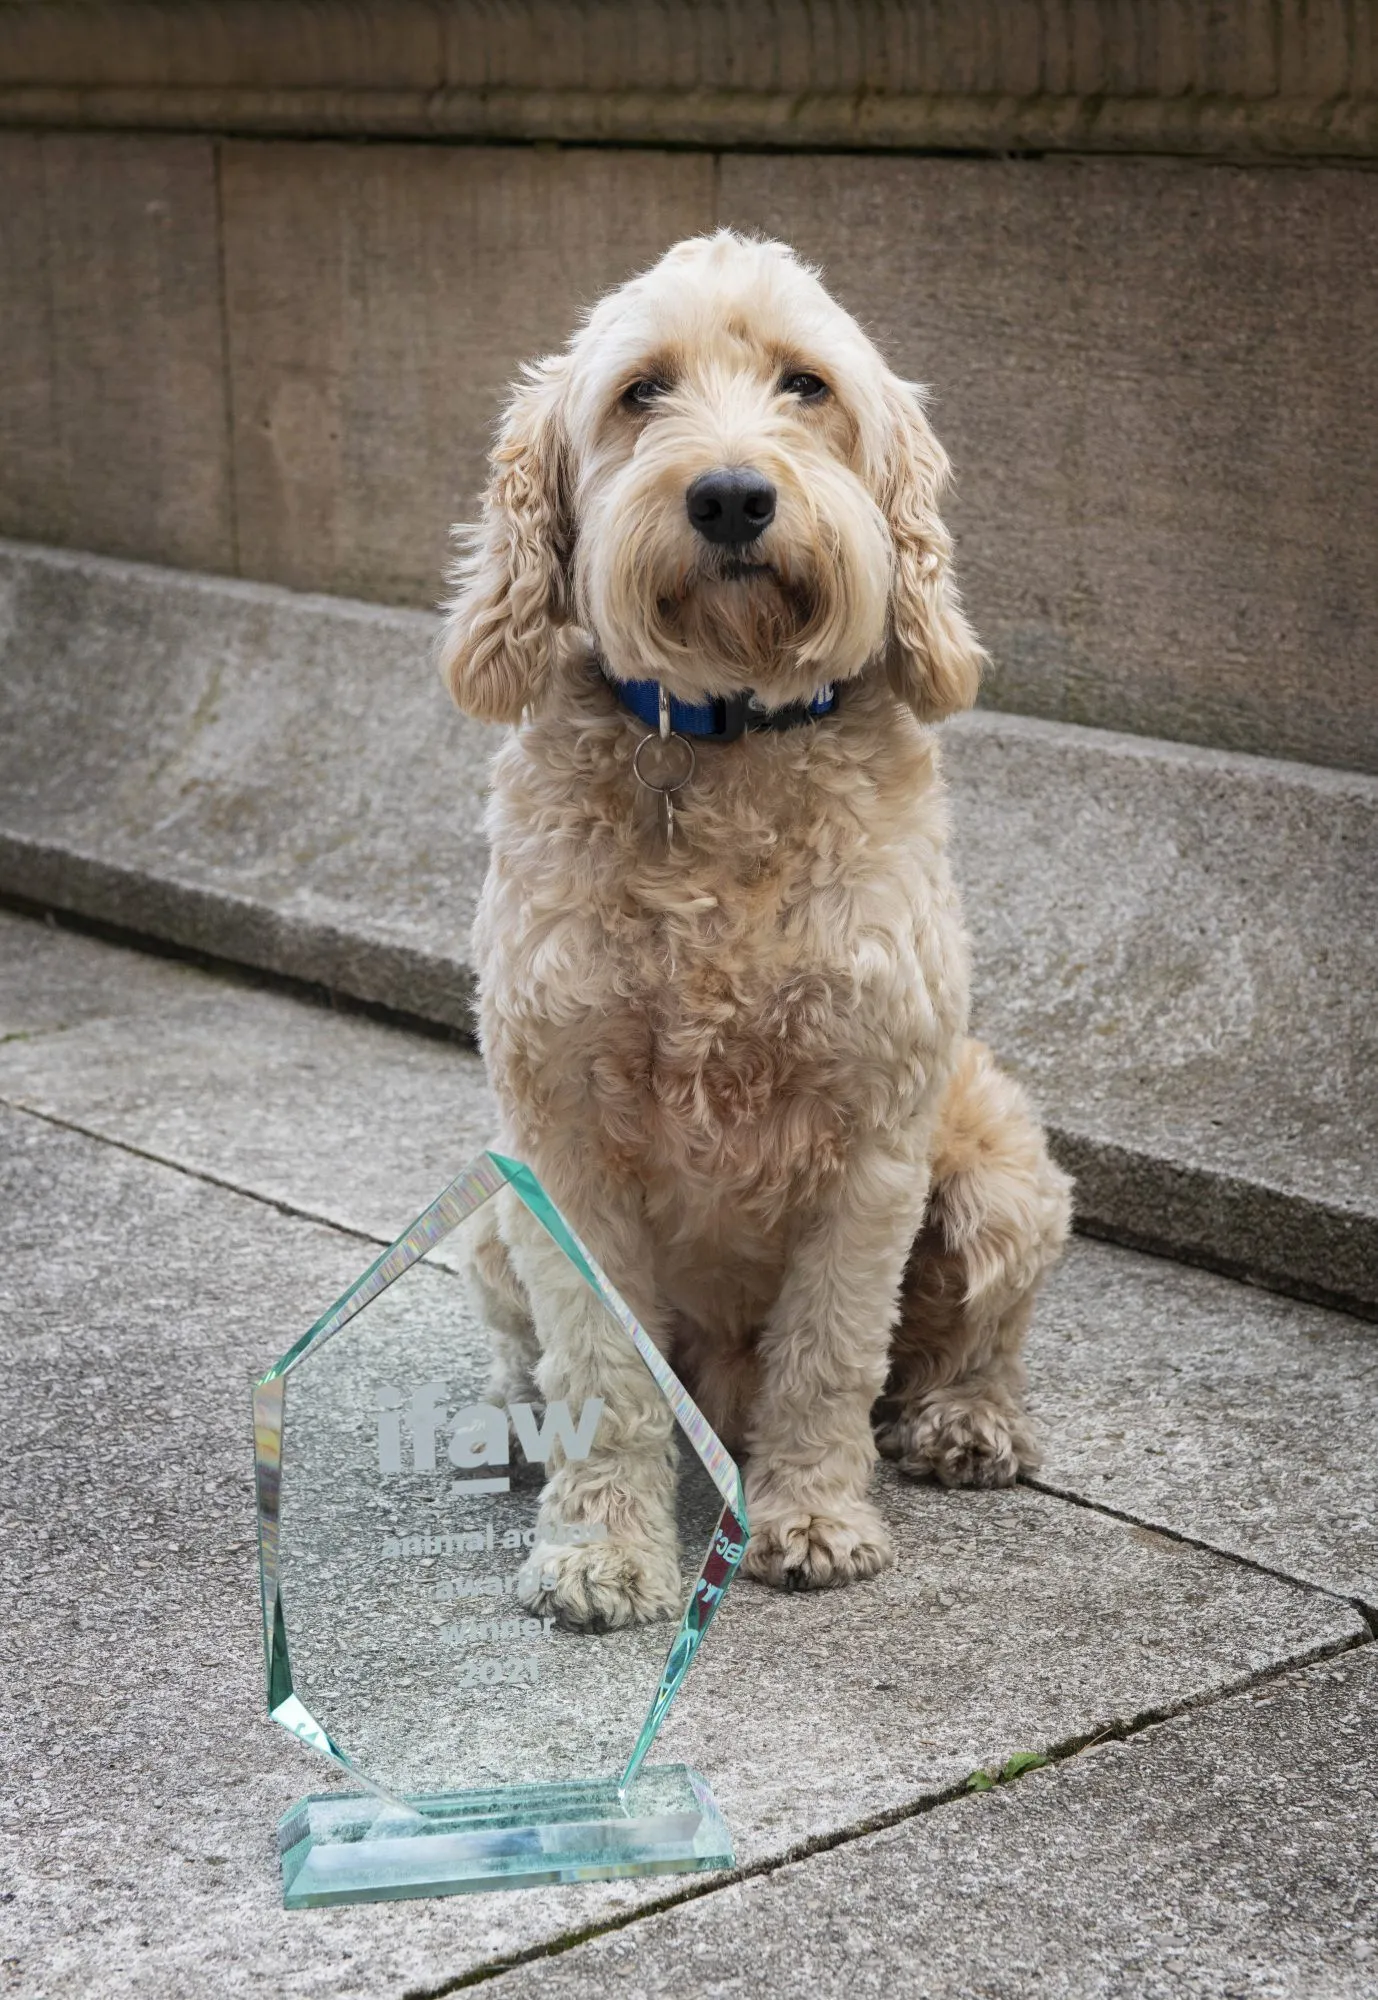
[620,1498,747,1789]
[277,1765,734,1905]
[252,1148,748,1805]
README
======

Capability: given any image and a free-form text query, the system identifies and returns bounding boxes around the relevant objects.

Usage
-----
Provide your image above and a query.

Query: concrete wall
[3,1,1376,769]
[729,155,1378,764]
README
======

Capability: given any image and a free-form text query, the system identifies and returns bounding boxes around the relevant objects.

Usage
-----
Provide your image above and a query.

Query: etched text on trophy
[452,1656,543,1689]
[380,1519,608,1560]
[374,1388,605,1493]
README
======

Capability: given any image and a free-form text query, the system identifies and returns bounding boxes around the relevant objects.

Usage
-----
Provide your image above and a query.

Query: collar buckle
[713,692,751,742]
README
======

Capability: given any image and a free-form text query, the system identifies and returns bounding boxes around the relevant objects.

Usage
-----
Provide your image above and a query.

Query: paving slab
[0,909,205,1040]
[3,545,1374,1310]
[0,1109,1362,1998]
[1034,1241,1378,1615]
[0,911,498,1250]
[3,914,1375,1613]
[482,1645,1378,2000]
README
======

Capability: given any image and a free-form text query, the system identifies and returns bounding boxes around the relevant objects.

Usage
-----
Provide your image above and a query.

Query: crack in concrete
[1026,1472,1378,1630]
[0,1094,398,1256]
[402,1624,1375,1997]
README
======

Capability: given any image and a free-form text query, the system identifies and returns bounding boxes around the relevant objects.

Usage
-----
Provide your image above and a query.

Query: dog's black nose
[686,468,777,547]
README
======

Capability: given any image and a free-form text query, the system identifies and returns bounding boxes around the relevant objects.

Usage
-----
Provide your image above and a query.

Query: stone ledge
[0,538,489,1026]
[0,834,478,1029]
[2,0,1375,157]
[4,85,1376,159]
[1056,1132,1377,1324]
[941,710,1378,1317]
[1,538,1373,1311]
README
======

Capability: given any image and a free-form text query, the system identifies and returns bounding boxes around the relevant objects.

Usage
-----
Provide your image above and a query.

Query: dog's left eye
[624,378,670,408]
[780,371,829,401]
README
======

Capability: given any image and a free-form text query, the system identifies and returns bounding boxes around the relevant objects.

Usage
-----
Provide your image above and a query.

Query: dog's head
[440,231,984,723]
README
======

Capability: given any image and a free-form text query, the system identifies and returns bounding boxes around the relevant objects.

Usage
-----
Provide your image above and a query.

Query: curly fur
[443,232,1071,1621]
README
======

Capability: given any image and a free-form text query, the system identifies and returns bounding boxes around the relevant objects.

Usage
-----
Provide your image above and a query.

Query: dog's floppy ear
[438,357,572,723]
[878,376,985,721]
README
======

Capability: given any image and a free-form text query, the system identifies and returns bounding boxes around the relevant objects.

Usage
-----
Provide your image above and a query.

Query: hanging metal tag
[631,687,695,850]
[632,731,695,847]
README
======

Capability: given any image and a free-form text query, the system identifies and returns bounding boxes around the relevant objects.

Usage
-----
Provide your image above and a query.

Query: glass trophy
[252,1152,748,1908]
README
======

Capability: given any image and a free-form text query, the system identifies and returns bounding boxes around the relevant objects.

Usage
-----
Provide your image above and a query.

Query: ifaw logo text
[375,1384,605,1494]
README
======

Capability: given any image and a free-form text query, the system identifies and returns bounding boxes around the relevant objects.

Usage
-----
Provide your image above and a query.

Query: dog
[440,231,1071,1628]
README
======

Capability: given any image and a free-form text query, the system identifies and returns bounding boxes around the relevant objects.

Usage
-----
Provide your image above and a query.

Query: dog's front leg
[498,1185,682,1631]
[743,1141,930,1589]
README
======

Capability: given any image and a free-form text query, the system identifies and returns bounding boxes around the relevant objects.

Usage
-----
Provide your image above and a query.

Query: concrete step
[1,912,1371,1995]
[2,539,1375,1314]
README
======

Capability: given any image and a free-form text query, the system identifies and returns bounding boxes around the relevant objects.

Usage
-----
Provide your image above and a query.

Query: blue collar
[603,670,840,741]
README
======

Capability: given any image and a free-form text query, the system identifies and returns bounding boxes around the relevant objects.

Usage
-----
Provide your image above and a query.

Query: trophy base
[277,1764,734,1907]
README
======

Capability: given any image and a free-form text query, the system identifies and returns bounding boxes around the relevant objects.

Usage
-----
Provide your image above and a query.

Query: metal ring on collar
[632,730,696,795]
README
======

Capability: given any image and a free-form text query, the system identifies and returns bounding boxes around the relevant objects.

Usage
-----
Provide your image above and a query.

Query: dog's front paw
[882,1394,1037,1489]
[743,1501,893,1591]
[515,1537,682,1632]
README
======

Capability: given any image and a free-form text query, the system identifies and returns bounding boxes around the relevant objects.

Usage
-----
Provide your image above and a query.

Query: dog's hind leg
[875,1040,1072,1488]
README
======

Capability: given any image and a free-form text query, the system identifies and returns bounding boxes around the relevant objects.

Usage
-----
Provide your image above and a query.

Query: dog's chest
[480,787,963,1211]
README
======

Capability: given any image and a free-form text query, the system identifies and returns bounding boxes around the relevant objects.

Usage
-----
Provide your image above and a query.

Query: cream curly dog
[441,231,1071,1627]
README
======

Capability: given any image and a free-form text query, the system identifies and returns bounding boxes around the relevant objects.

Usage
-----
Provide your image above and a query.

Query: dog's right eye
[623,378,670,409]
[780,371,829,401]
